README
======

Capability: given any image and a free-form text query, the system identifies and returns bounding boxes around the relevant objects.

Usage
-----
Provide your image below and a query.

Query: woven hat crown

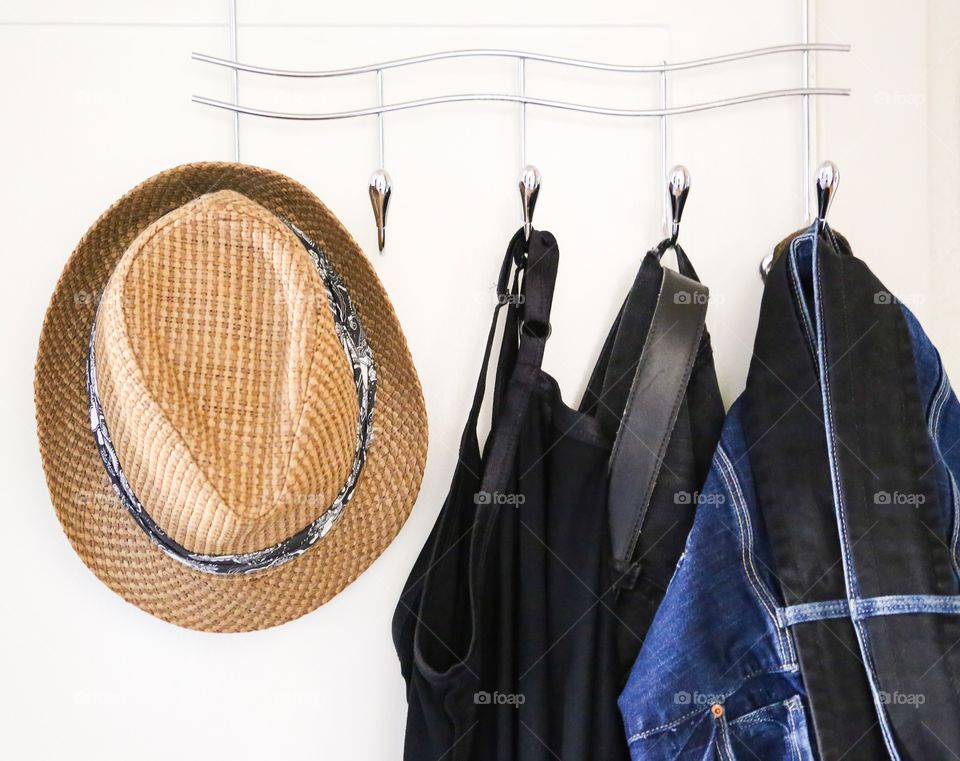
[92,190,359,556]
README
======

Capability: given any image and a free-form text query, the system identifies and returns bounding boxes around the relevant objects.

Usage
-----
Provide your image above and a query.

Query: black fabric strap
[476,231,559,497]
[393,229,522,661]
[402,227,526,611]
[607,266,708,581]
[461,230,526,447]
[465,230,561,603]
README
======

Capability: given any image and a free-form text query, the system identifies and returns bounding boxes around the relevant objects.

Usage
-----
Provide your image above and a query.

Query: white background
[2,1,958,759]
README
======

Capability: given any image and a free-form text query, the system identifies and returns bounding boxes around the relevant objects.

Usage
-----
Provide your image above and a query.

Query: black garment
[393,230,724,761]
[745,227,960,760]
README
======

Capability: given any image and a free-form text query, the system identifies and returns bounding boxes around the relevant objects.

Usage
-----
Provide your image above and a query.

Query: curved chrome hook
[759,250,775,280]
[368,169,392,253]
[667,165,691,247]
[367,70,392,253]
[815,160,839,231]
[518,165,542,242]
[759,159,841,280]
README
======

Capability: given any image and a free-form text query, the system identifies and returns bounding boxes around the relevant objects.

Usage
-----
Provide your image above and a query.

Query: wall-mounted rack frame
[192,0,849,273]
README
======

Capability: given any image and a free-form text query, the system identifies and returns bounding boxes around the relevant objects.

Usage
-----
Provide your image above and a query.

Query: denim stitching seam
[788,248,816,358]
[716,446,793,665]
[927,370,960,577]
[810,237,903,760]
[716,715,736,761]
[785,696,806,761]
[928,368,949,459]
[931,368,950,439]
[778,594,960,626]
[949,470,960,578]
[776,599,849,627]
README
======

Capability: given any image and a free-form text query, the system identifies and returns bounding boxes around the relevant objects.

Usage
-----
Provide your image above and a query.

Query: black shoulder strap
[607,260,708,580]
[476,230,559,495]
[457,229,526,453]
[465,230,560,611]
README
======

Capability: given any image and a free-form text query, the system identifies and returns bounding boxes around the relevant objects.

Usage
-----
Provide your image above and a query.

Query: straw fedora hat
[35,163,428,632]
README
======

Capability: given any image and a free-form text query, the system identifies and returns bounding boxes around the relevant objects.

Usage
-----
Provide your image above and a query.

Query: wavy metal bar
[191,43,851,79]
[191,87,850,121]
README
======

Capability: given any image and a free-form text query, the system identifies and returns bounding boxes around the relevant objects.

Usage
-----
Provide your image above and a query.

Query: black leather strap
[607,266,708,583]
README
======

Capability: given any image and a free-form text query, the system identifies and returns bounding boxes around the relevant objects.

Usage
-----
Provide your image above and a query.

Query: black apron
[393,229,724,761]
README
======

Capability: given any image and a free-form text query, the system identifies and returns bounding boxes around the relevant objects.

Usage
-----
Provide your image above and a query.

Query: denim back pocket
[626,693,816,761]
[717,696,815,761]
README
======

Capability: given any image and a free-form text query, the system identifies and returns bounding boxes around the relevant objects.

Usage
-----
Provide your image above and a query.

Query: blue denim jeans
[619,226,960,760]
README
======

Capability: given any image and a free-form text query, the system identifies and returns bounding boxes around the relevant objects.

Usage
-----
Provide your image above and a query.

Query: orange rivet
[711,704,724,718]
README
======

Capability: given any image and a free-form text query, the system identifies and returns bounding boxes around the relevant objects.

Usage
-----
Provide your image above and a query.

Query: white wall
[0,2,950,759]
[926,0,960,358]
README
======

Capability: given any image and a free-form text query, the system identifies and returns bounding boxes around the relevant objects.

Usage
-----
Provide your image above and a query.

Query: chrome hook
[759,159,840,279]
[815,159,839,231]
[667,164,691,247]
[368,169,392,252]
[368,69,391,253]
[759,249,775,280]
[519,164,541,241]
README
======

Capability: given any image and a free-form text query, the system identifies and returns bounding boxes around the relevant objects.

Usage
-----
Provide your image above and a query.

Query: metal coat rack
[192,1,849,277]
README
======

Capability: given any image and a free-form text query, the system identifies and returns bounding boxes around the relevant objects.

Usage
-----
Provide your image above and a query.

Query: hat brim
[35,162,428,632]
